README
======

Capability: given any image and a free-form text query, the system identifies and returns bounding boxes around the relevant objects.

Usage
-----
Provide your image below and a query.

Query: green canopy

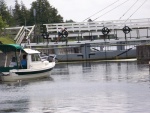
[0,44,23,53]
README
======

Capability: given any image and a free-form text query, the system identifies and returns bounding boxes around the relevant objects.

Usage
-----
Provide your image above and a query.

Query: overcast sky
[5,0,150,22]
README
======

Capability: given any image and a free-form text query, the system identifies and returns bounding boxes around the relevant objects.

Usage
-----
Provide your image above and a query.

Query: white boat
[0,44,56,82]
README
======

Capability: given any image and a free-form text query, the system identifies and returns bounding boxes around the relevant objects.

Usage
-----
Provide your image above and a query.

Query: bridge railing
[45,18,150,32]
[5,25,35,44]
[44,18,150,40]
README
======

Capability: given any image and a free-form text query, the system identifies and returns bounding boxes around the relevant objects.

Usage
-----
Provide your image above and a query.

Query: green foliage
[40,24,47,33]
[3,0,67,26]
[13,0,22,26]
[20,1,30,26]
[0,0,15,26]
[29,0,63,25]
[65,19,75,23]
[0,16,7,32]
[0,36,15,44]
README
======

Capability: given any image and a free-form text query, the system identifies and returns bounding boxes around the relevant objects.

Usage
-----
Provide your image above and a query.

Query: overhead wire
[123,0,148,24]
[83,0,120,22]
[93,0,130,21]
[119,0,139,20]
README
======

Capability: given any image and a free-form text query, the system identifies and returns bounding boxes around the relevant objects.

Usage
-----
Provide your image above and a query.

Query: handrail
[14,25,35,44]
[26,25,35,40]
[14,26,24,41]
[45,18,150,32]
[16,31,25,44]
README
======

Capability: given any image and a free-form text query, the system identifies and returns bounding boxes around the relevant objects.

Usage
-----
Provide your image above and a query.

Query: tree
[0,16,7,33]
[0,0,8,20]
[0,0,14,26]
[65,19,75,23]
[29,0,63,25]
[50,7,63,23]
[13,0,22,26]
[10,0,30,26]
[20,1,30,26]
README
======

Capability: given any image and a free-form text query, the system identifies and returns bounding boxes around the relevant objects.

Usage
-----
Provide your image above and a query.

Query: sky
[5,0,150,22]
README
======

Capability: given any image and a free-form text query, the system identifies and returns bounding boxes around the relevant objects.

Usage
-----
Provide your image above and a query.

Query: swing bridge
[3,18,150,62]
[3,0,150,62]
[4,18,150,46]
[45,18,150,41]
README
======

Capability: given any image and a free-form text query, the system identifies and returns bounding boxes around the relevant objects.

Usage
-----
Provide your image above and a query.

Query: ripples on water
[0,60,150,113]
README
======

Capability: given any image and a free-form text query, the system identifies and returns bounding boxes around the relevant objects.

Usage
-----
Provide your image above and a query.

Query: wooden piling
[137,45,150,64]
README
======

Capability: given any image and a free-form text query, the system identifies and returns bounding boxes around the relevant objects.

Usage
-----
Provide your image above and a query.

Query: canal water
[0,60,150,113]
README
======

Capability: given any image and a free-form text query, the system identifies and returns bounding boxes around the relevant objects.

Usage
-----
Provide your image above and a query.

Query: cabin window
[31,54,41,62]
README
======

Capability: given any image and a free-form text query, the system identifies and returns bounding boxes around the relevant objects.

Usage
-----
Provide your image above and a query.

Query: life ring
[102,27,110,35]
[122,26,131,34]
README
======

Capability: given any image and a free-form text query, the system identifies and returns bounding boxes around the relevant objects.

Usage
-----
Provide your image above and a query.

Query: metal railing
[5,25,35,44]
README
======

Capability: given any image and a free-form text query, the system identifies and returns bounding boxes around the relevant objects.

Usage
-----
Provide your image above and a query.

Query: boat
[0,44,56,82]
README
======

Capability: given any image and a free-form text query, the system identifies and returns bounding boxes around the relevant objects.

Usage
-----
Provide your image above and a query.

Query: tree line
[0,0,74,31]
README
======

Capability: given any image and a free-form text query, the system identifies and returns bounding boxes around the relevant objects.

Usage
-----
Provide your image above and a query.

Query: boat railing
[52,55,57,62]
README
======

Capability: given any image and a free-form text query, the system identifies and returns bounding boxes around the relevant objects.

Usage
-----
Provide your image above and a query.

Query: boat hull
[0,68,53,82]
[0,62,55,82]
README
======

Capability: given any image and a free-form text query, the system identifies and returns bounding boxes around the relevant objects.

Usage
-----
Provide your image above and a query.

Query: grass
[0,36,15,44]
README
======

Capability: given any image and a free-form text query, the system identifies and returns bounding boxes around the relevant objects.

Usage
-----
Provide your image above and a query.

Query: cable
[124,0,148,24]
[93,0,130,21]
[83,0,120,22]
[119,0,139,20]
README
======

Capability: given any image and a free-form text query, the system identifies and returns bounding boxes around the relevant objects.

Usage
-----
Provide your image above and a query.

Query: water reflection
[0,82,29,113]
[82,62,92,74]
[82,61,91,68]
[0,99,29,113]
[0,60,150,113]
[51,60,150,83]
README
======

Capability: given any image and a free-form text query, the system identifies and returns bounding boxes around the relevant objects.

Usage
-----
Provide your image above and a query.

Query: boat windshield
[31,53,41,62]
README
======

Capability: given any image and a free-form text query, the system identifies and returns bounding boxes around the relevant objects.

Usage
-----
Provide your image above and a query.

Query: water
[0,60,150,113]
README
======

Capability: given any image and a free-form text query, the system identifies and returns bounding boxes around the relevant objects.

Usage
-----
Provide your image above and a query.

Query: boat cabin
[0,44,43,73]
